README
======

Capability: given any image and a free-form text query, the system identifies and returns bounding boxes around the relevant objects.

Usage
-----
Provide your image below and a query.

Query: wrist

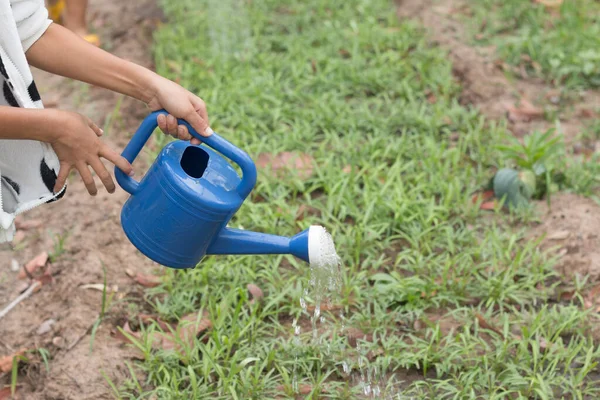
[40,109,72,143]
[134,67,162,105]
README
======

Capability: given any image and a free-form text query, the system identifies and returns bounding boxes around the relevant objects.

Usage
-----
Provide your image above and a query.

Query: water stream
[292,227,404,398]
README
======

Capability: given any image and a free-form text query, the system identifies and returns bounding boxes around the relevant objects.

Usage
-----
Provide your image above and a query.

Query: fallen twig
[0,281,41,320]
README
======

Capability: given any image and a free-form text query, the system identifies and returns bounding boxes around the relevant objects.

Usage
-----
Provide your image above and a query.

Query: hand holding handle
[115,110,257,198]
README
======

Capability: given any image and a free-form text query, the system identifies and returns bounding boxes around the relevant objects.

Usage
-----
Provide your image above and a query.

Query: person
[0,0,212,242]
[46,0,100,46]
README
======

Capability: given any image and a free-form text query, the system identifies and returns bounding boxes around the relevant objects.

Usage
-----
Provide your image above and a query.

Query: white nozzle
[307,225,340,266]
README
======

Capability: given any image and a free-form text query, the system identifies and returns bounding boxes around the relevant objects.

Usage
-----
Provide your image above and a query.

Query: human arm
[0,106,133,195]
[25,23,212,143]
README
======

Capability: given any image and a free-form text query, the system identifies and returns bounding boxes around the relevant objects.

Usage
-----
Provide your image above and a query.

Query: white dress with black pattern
[0,0,65,242]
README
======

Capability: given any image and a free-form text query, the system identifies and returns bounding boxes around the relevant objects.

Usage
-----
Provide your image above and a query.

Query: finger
[157,113,168,134]
[177,125,192,141]
[88,120,103,137]
[54,162,71,193]
[90,159,115,194]
[167,114,178,136]
[184,108,211,137]
[76,163,97,196]
[190,95,210,127]
[100,145,134,177]
[178,115,201,144]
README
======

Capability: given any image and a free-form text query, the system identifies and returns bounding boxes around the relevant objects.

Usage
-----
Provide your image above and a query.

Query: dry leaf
[155,313,212,352]
[367,347,385,361]
[0,349,27,374]
[295,204,320,222]
[538,337,550,351]
[80,283,118,292]
[34,271,54,291]
[247,284,264,304]
[14,219,43,230]
[475,313,504,337]
[472,190,494,205]
[344,327,373,348]
[480,201,497,210]
[139,314,172,332]
[294,204,308,221]
[558,289,576,301]
[506,99,544,122]
[584,284,600,309]
[111,321,141,343]
[0,387,12,400]
[114,313,212,355]
[580,109,596,119]
[306,302,343,313]
[338,49,351,58]
[256,152,314,179]
[276,384,314,395]
[18,252,49,280]
[126,270,162,288]
[342,165,352,174]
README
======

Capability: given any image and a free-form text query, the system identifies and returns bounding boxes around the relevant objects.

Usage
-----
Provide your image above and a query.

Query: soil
[0,0,166,398]
[396,0,600,288]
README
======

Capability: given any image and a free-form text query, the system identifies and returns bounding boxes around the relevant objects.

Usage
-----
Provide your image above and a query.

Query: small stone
[52,336,65,348]
[37,319,56,335]
[10,259,19,272]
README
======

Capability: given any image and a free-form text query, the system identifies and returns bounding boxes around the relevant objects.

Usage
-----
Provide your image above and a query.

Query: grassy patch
[115,0,600,398]
[468,0,600,88]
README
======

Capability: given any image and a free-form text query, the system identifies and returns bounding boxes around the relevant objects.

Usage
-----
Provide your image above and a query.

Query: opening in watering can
[180,146,210,178]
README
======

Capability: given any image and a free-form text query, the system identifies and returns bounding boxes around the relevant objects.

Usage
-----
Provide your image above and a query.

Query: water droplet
[373,385,381,396]
[342,361,350,374]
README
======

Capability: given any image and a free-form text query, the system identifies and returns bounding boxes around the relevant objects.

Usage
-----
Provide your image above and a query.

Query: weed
[90,264,115,353]
[497,128,566,200]
[49,231,69,262]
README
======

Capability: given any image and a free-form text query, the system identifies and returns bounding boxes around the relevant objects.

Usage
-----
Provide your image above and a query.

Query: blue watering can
[115,110,325,269]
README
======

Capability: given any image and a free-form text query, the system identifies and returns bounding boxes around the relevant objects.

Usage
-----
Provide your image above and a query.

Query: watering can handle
[115,110,257,198]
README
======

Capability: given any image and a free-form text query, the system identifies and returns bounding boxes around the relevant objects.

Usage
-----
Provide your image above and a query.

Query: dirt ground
[397,0,600,291]
[0,0,165,398]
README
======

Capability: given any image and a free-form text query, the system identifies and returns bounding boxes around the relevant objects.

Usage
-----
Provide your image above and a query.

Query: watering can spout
[206,226,329,264]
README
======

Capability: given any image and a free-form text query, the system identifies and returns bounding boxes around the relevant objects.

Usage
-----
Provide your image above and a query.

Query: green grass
[467,0,600,88]
[114,0,600,398]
